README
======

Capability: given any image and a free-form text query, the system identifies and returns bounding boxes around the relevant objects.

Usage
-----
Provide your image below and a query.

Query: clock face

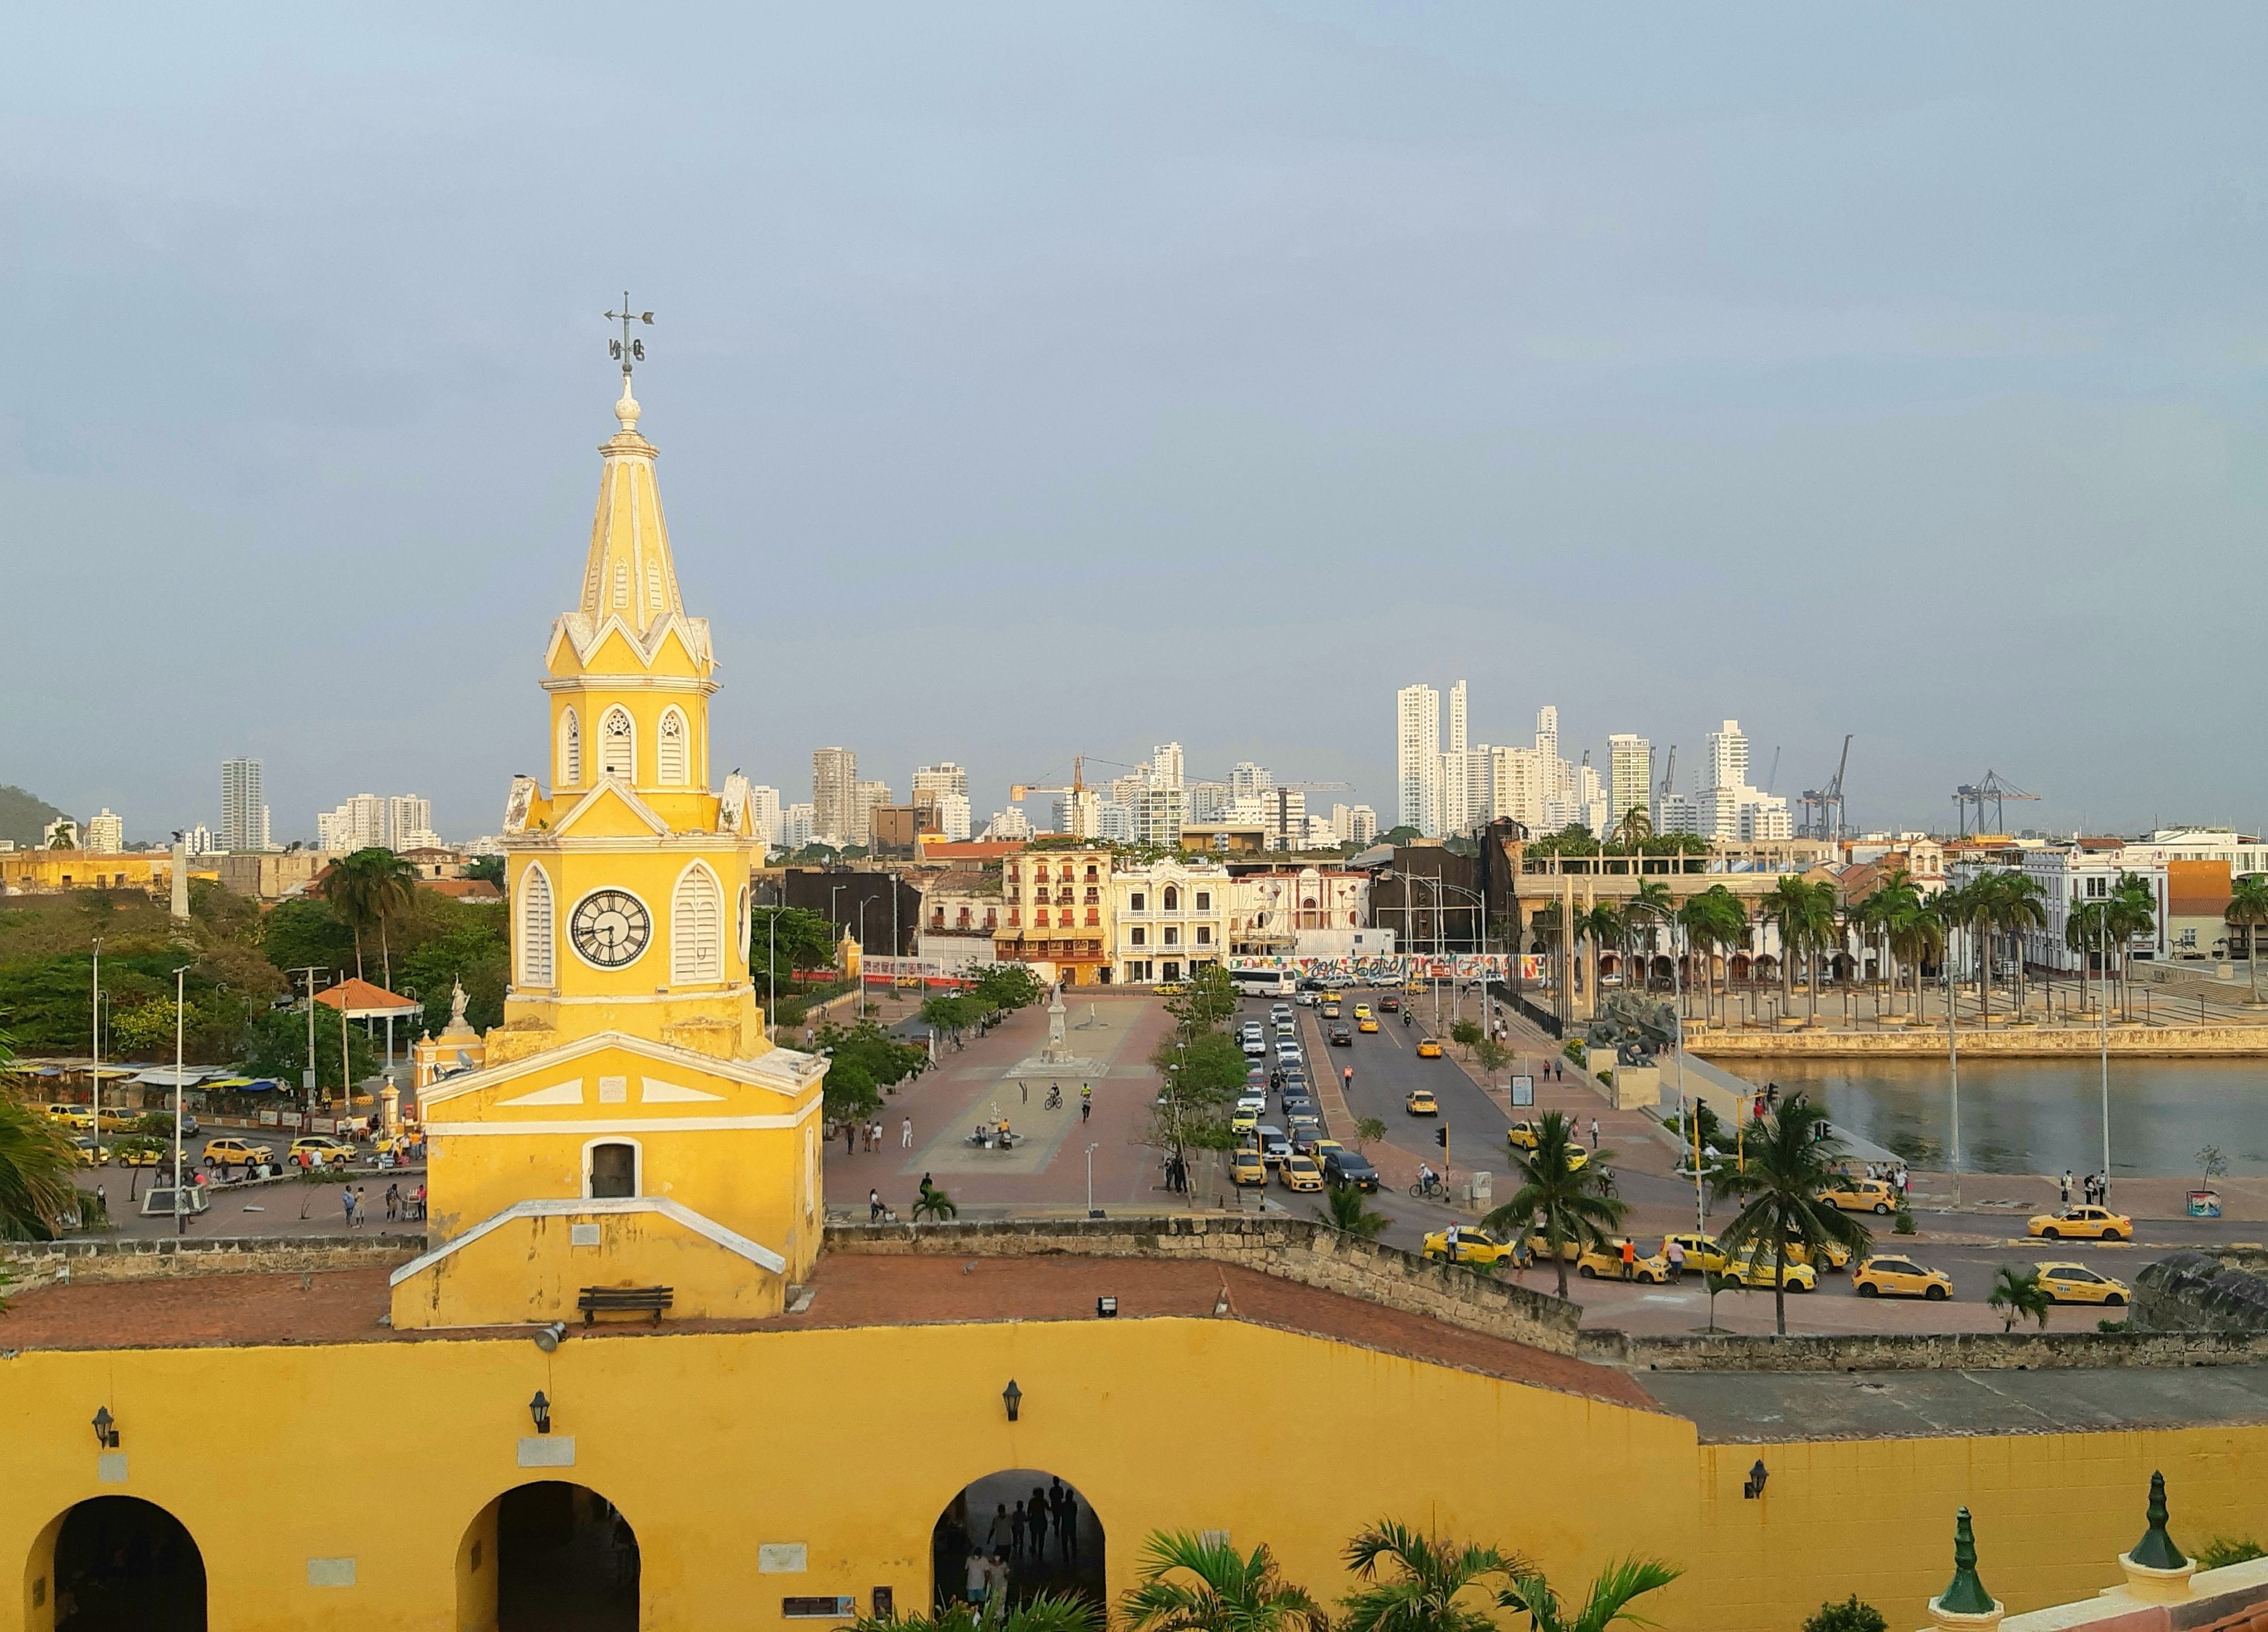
[570,888,652,968]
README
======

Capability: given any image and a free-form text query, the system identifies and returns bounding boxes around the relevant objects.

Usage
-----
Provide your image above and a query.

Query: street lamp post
[766,910,778,1043]
[89,938,101,1156]
[856,900,873,1020]
[171,965,191,1235]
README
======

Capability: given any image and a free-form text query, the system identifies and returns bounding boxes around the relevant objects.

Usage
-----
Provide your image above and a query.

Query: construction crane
[1952,769,2039,837]
[1655,745,1677,800]
[1799,734,1853,842]
[1008,755,1087,806]
[1764,746,1781,795]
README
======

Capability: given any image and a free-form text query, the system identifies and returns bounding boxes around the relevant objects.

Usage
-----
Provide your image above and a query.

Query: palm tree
[1759,878,1834,1021]
[1886,894,1944,1024]
[315,846,419,985]
[1676,887,1746,1024]
[1499,1558,1683,1632]
[1121,1531,1329,1632]
[1612,807,1653,874]
[0,1088,82,1245]
[2107,873,2159,1019]
[1481,1110,1626,1299]
[912,1179,958,1221]
[1712,1097,1872,1335]
[1320,1182,1390,1240]
[1341,1519,1529,1632]
[1853,871,1922,1017]
[1992,873,2047,1016]
[2067,899,2107,1017]
[1577,904,1624,1018]
[1987,1265,2053,1332]
[1933,879,1985,1024]
[2228,874,2268,1004]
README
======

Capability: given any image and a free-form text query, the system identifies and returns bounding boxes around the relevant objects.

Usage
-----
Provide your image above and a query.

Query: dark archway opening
[52,1496,205,1632]
[492,1482,638,1631]
[932,1471,1104,1617]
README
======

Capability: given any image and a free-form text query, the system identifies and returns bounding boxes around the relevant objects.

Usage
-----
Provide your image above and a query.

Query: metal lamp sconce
[529,1391,552,1435]
[91,1407,120,1449]
[1001,1380,1022,1424]
[1742,1459,1769,1500]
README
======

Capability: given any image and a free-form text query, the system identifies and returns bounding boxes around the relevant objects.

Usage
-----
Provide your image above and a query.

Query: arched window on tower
[600,708,635,781]
[558,709,581,788]
[657,708,689,786]
[519,866,555,987]
[672,863,723,983]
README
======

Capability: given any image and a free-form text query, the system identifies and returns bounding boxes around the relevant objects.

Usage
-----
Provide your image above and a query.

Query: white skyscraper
[912,763,968,801]
[84,809,124,853]
[388,794,436,849]
[936,792,972,842]
[1228,762,1272,801]
[982,807,1034,841]
[183,823,217,857]
[1488,745,1547,829]
[1186,781,1230,824]
[1696,720,1789,841]
[1347,805,1378,846]
[220,757,269,853]
[1607,735,1650,834]
[1448,681,1468,756]
[1149,743,1186,791]
[780,803,815,849]
[1708,720,1750,793]
[318,793,388,854]
[1395,683,1442,837]
[747,785,783,849]
[1534,706,1558,768]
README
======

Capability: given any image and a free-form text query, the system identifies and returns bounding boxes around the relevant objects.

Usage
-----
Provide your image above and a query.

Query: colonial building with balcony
[1112,858,1230,985]
[996,846,1116,985]
[1228,866,1371,956]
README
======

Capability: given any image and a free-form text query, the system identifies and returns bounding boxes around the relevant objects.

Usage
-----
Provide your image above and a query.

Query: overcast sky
[6,4,2264,844]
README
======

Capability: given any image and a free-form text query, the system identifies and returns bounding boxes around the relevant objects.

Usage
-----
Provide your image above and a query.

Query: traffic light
[1435,1128,1448,1148]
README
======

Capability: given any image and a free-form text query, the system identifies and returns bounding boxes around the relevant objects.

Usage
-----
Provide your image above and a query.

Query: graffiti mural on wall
[1225,954,1539,983]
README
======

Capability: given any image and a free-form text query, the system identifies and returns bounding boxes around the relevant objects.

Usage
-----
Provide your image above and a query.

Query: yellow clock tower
[390,320,828,1331]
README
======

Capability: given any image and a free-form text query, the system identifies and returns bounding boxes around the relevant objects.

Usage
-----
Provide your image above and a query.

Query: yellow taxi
[1403,1089,1439,1116]
[1715,1249,1818,1293]
[2036,1261,2129,1306]
[1575,1238,1672,1284]
[45,1104,95,1131]
[201,1137,274,1170]
[1415,1039,1443,1059]
[2027,1205,2131,1242]
[1661,1232,1727,1274]
[1322,989,1344,1006]
[1321,1004,1342,1019]
[1353,1004,1373,1021]
[1358,1017,1380,1034]
[1852,1255,1953,1300]
[290,1136,360,1167]
[1230,1108,1259,1136]
[71,1137,112,1167]
[1784,1232,1852,1272]
[1153,981,1186,995]
[1505,1123,1587,1170]
[1277,1155,1325,1193]
[1405,978,1427,992]
[1823,1179,1900,1215]
[1525,1232,1583,1264]
[1309,1138,1346,1170]
[1422,1227,1519,1267]
[1228,1147,1269,1187]
[115,1142,167,1169]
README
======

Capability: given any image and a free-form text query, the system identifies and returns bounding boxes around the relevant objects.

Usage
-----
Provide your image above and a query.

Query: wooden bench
[577,1285,674,1325]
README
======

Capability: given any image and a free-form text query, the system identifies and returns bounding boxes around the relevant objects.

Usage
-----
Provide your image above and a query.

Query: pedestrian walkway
[1666,1051,1902,1168]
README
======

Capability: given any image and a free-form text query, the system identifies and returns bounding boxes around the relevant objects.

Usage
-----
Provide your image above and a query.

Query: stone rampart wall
[1577,1325,2268,1371]
[824,1215,1585,1356]
[0,1234,421,1293]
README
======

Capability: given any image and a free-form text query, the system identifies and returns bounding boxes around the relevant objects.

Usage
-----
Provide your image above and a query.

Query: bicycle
[1408,1174,1446,1200]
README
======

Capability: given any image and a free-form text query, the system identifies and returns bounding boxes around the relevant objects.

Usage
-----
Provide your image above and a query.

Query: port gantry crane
[1951,769,2039,837]
[1799,734,1854,841]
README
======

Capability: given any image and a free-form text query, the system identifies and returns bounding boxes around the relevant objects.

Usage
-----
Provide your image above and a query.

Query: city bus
[1228,966,1295,998]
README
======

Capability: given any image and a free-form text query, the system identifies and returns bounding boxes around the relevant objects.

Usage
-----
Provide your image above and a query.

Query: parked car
[290,1136,361,1168]
[1852,1256,1952,1300]
[1322,1149,1379,1191]
[1822,1179,1899,1215]
[2035,1262,2129,1305]
[202,1136,275,1170]
[1576,1239,1672,1284]
[1423,1227,1517,1267]
[2027,1206,2131,1242]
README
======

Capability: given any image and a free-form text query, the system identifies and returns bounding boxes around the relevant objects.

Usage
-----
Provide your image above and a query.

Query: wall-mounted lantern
[529,1391,552,1435]
[1001,1380,1022,1424]
[91,1407,119,1449]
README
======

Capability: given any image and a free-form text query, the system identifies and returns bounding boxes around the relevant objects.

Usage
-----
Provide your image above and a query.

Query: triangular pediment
[550,778,671,838]
[421,1029,825,1121]
[545,609,714,677]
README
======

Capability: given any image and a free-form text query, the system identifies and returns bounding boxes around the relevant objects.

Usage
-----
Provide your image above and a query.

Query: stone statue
[448,978,470,1030]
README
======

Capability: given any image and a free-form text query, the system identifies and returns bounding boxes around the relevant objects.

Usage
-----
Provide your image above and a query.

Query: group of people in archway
[943,1477,1091,1618]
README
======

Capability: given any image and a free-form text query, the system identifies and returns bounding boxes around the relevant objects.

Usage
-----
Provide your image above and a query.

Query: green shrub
[2198,1535,2265,1570]
[1893,1210,1917,1235]
[1803,1596,1888,1632]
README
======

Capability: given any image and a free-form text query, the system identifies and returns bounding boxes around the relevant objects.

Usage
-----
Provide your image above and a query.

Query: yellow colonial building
[389,363,827,1331]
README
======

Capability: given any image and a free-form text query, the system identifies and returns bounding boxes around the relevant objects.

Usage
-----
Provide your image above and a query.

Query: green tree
[1354,1116,1387,1150]
[1626,880,1674,989]
[1163,962,1239,1039]
[1852,871,1922,1016]
[241,1004,380,1090]
[1575,904,1624,1019]
[911,1177,958,1221]
[314,847,418,986]
[464,855,505,888]
[2106,873,2159,1019]
[258,897,360,983]
[1499,1558,1682,1632]
[1987,1265,2053,1332]
[1449,1019,1483,1056]
[1121,1531,1328,1632]
[1341,1520,1528,1632]
[1320,1182,1390,1240]
[1712,1097,1873,1335]
[814,1018,929,1122]
[972,963,1047,1015]
[1676,887,1747,1024]
[919,994,982,1043]
[1482,1110,1627,1299]
[1760,876,1836,1023]
[751,907,839,989]
[1801,1595,1888,1632]
[2230,875,2268,1004]
[1473,1037,1512,1084]
[395,919,511,1036]
[1148,1030,1247,1174]
[1989,871,2047,1015]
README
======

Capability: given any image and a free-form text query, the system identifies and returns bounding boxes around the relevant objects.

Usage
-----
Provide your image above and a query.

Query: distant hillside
[0,785,72,848]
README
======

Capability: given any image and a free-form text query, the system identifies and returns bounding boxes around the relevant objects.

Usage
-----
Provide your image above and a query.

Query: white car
[1235,1094,1267,1114]
[1242,1036,1267,1058]
[1295,992,1318,1007]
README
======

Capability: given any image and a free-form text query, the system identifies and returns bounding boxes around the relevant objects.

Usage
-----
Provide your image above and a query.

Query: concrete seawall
[1694,1023,2268,1058]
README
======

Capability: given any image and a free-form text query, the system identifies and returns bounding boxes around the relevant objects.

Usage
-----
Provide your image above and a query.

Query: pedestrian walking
[353,1184,368,1228]
[1021,1081,1028,1104]
[1589,1118,1601,1150]
[965,1550,988,1609]
[341,1183,355,1223]
[2061,1169,2073,1205]
[869,1187,883,1223]
[1619,1237,1636,1281]
[1010,1500,1026,1560]
[845,1123,857,1156]
[902,1116,914,1150]
[384,1182,400,1221]
[1027,1484,1050,1560]
[1665,1237,1686,1281]
[1053,1483,1079,1560]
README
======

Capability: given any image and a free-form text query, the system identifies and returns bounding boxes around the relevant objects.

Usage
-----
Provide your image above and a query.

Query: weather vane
[604,292,654,382]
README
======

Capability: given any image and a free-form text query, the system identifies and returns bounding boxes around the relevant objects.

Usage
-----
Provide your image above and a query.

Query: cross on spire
[604,293,654,383]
